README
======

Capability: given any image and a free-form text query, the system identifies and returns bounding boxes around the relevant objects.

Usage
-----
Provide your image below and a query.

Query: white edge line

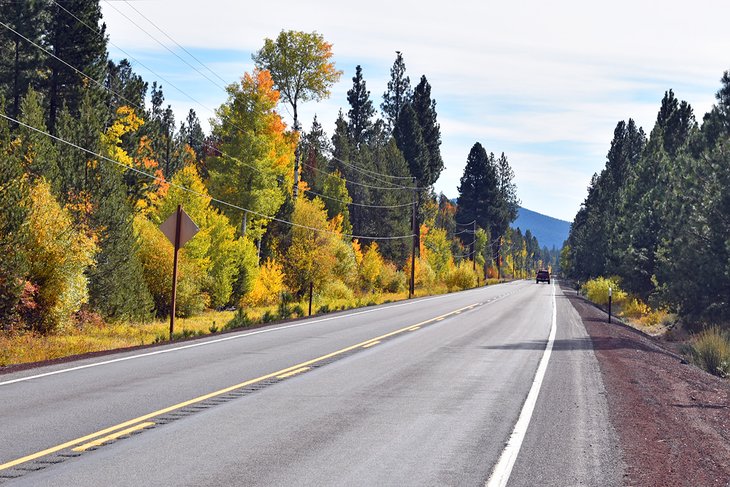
[0,284,513,387]
[486,281,557,487]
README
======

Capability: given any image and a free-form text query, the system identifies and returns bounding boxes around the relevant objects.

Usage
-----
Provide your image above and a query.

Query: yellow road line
[362,341,381,348]
[72,422,155,452]
[0,301,479,471]
[276,367,310,379]
[408,326,421,331]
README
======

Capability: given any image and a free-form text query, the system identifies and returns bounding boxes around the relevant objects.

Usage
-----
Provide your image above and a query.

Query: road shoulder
[561,282,730,486]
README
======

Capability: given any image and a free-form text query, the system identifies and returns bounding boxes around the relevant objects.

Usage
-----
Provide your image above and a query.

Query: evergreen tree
[105,58,147,118]
[46,0,108,134]
[0,0,49,121]
[300,115,331,191]
[346,65,374,147]
[381,51,412,130]
[62,90,153,320]
[367,136,412,263]
[18,88,60,191]
[144,82,180,179]
[179,109,206,172]
[394,103,428,251]
[412,75,443,185]
[456,143,513,274]
[616,93,695,300]
[0,99,29,329]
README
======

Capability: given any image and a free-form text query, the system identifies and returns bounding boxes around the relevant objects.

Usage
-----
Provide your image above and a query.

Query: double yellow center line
[0,302,480,471]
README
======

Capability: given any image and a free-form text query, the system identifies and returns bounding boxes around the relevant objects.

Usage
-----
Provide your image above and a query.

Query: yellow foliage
[360,243,384,292]
[242,259,286,307]
[581,276,627,306]
[26,179,97,332]
[352,239,363,265]
[445,261,478,292]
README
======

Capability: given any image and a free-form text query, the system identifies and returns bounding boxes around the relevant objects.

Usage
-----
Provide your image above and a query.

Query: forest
[0,1,557,346]
[563,72,730,333]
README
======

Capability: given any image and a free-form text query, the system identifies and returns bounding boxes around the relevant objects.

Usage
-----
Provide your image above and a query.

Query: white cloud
[101,0,730,222]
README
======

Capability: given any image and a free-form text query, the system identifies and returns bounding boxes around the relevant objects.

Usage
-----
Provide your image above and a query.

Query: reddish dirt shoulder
[562,283,730,487]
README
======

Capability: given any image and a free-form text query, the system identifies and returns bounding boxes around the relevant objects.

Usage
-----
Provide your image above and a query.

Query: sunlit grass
[1,280,505,367]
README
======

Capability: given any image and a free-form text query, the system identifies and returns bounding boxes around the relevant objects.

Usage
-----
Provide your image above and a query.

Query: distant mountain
[513,207,570,250]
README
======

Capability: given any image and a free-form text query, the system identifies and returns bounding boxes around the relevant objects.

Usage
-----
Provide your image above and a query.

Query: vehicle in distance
[536,270,550,284]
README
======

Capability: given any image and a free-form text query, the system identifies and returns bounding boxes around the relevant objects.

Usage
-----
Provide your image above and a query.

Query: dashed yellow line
[276,367,310,379]
[73,422,155,452]
[0,301,481,471]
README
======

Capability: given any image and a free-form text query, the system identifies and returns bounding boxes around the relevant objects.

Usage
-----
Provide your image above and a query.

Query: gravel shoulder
[561,282,730,486]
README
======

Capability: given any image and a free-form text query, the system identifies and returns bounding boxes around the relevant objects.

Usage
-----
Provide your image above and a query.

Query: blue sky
[100,0,729,222]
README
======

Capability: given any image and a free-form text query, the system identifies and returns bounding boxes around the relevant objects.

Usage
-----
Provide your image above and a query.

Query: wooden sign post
[160,205,199,340]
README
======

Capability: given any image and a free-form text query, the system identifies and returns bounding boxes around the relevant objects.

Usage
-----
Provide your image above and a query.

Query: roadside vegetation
[579,275,730,379]
[0,4,559,367]
[563,68,730,379]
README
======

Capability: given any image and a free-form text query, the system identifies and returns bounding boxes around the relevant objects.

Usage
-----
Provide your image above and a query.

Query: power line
[0,17,416,213]
[120,0,229,86]
[35,7,419,210]
[101,0,228,93]
[2,113,416,241]
[301,161,416,192]
[303,188,414,209]
[331,155,414,181]
[45,2,429,206]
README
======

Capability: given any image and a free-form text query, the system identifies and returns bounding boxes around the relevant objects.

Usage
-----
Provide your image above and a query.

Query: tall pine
[46,0,108,134]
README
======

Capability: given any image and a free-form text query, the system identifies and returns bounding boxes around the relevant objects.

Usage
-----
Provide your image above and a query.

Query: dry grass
[0,310,235,367]
[1,279,501,368]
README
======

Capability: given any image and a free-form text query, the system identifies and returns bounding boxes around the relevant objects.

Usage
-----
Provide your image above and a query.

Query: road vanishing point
[0,281,623,486]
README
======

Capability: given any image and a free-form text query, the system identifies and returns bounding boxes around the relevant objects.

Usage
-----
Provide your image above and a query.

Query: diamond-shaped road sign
[160,208,199,247]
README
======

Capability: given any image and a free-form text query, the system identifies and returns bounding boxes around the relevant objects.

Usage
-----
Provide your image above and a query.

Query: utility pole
[472,220,476,272]
[409,177,417,299]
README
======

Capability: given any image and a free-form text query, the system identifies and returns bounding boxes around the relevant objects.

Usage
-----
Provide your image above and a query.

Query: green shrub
[262,310,277,323]
[689,327,730,378]
[317,304,331,314]
[378,264,406,293]
[224,309,251,330]
[321,279,354,301]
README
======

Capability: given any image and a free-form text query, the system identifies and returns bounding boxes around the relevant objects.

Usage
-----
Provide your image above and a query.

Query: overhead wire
[101,0,228,92]
[52,2,422,205]
[96,1,423,196]
[302,188,413,209]
[1,113,415,241]
[3,12,412,212]
[120,0,229,86]
[1,5,419,238]
[300,161,416,192]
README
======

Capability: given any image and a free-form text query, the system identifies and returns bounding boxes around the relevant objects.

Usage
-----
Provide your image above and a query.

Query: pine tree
[178,109,206,173]
[455,143,500,267]
[0,98,29,329]
[46,0,108,134]
[64,90,153,320]
[346,65,374,147]
[300,115,331,191]
[412,75,443,185]
[105,58,147,117]
[18,88,60,190]
[394,103,428,251]
[0,0,49,121]
[381,51,412,130]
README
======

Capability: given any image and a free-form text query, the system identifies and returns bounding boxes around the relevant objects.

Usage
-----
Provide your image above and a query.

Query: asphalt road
[0,280,623,486]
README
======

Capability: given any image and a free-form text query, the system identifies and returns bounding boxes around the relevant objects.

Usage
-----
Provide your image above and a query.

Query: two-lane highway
[0,281,623,486]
